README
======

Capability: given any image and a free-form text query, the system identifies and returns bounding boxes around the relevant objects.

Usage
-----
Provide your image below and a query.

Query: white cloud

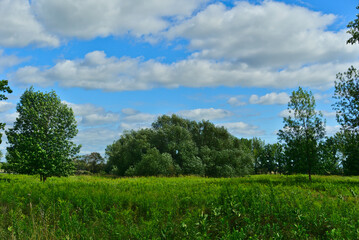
[82,113,119,126]
[0,0,59,47]
[218,122,265,137]
[279,109,293,118]
[74,127,121,155]
[314,93,332,103]
[178,108,232,121]
[167,1,358,68]
[63,101,119,126]
[2,112,19,125]
[121,108,140,116]
[32,0,207,39]
[122,113,157,123]
[120,108,157,131]
[228,96,247,106]
[249,92,290,105]
[13,51,355,91]
[279,109,336,119]
[320,110,336,118]
[326,125,341,135]
[0,50,25,72]
[0,102,15,113]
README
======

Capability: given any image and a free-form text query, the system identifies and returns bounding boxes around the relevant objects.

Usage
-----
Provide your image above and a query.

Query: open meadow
[0,174,359,239]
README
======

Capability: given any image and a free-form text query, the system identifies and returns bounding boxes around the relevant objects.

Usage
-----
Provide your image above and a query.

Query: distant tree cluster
[106,115,254,177]
[74,152,106,174]
[252,86,347,180]
[0,80,12,158]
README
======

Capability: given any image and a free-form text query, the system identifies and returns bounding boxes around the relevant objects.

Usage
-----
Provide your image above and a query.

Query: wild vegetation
[0,174,359,239]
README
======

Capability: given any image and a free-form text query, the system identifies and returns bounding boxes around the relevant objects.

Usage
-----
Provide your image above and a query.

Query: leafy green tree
[75,152,105,174]
[330,5,359,175]
[106,128,153,176]
[347,5,359,45]
[318,136,341,175]
[6,87,80,181]
[278,87,325,180]
[333,67,359,175]
[0,80,12,145]
[130,148,178,176]
[333,66,359,131]
[106,114,254,177]
[257,143,285,174]
[152,115,203,175]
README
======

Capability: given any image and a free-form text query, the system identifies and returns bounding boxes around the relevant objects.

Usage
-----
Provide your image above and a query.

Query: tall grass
[0,174,358,239]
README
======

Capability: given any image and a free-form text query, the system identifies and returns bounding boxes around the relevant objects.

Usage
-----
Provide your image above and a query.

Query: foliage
[278,87,325,180]
[106,114,254,177]
[74,152,105,174]
[1,174,359,239]
[5,87,80,181]
[256,143,285,174]
[332,66,359,175]
[347,5,359,45]
[333,131,359,175]
[0,80,12,145]
[333,66,359,132]
[317,136,342,175]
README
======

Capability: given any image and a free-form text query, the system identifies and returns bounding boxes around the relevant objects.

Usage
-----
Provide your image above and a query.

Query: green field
[0,175,359,239]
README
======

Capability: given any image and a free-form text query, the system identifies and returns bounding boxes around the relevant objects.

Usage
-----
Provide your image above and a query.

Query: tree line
[0,79,358,181]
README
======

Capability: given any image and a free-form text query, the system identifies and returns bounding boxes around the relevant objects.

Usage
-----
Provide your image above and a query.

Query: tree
[333,66,359,131]
[74,152,105,174]
[105,114,254,177]
[0,80,12,145]
[333,67,359,175]
[346,5,359,45]
[330,5,359,175]
[278,87,325,180]
[318,136,341,175]
[256,143,285,174]
[6,87,80,181]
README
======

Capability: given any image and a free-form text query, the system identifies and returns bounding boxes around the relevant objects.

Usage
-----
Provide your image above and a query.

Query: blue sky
[0,0,358,156]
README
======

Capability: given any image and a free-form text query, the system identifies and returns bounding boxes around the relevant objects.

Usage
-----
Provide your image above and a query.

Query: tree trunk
[40,175,47,182]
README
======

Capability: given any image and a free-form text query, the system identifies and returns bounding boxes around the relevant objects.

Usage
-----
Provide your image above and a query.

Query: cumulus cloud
[326,125,341,135]
[228,96,247,106]
[178,108,232,121]
[279,108,336,120]
[279,109,293,118]
[32,0,207,39]
[314,93,332,103]
[0,50,26,72]
[122,110,157,123]
[120,108,157,131]
[249,92,290,105]
[9,1,359,90]
[0,102,15,113]
[2,112,19,125]
[74,127,121,155]
[63,101,119,126]
[0,0,59,47]
[12,51,355,91]
[321,110,336,118]
[0,0,209,47]
[218,122,265,137]
[167,1,358,68]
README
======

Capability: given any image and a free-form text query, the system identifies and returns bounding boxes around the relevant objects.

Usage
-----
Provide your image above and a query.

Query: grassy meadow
[0,174,359,239]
